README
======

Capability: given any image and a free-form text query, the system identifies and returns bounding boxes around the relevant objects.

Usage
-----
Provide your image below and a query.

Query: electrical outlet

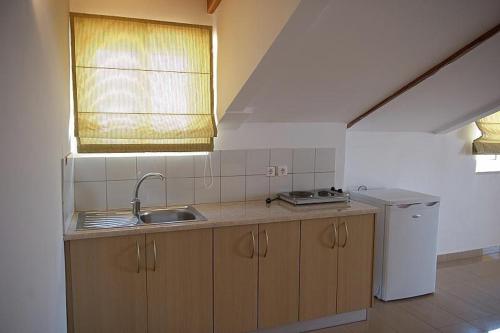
[266,166,276,177]
[277,165,288,176]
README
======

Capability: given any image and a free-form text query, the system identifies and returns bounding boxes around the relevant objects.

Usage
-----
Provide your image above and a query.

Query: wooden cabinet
[68,235,147,333]
[300,214,375,319]
[67,213,374,333]
[258,221,300,329]
[337,214,375,313]
[146,229,213,333]
[214,225,259,333]
[299,217,339,321]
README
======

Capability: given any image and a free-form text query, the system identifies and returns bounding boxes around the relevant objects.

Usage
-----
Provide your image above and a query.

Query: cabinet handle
[136,241,141,273]
[340,222,349,248]
[152,240,157,272]
[250,231,256,258]
[263,230,269,257]
[330,224,338,249]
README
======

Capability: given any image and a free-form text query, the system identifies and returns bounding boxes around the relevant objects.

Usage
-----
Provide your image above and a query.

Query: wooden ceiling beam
[347,22,500,129]
[208,0,222,14]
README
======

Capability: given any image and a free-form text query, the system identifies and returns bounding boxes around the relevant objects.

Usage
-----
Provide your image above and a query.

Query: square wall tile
[106,157,137,181]
[166,156,194,178]
[221,176,245,202]
[315,172,335,190]
[107,180,136,210]
[246,149,270,175]
[62,156,75,228]
[139,179,167,208]
[74,181,106,211]
[270,149,292,173]
[315,148,336,172]
[221,150,246,176]
[137,156,165,178]
[246,175,269,200]
[167,178,194,205]
[270,175,292,196]
[195,177,221,204]
[195,151,221,177]
[75,157,106,181]
[292,173,314,191]
[293,148,315,173]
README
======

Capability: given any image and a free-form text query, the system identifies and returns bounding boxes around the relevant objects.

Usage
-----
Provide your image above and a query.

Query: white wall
[345,124,500,255]
[0,1,70,332]
[215,122,347,186]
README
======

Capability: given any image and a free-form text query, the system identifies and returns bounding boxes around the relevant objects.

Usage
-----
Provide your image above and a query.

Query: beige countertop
[64,200,378,241]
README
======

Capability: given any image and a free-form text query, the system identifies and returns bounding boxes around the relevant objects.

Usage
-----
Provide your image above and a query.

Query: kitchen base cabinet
[299,218,339,321]
[337,214,375,313]
[258,221,300,329]
[67,235,147,333]
[146,229,213,333]
[214,225,259,333]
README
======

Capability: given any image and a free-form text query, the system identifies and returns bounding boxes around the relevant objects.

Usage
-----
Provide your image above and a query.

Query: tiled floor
[311,253,500,333]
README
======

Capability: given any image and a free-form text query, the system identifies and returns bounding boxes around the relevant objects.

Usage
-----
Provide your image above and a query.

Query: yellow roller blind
[70,13,216,153]
[473,111,500,155]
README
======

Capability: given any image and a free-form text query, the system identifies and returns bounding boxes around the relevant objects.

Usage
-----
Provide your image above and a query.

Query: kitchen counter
[64,199,378,240]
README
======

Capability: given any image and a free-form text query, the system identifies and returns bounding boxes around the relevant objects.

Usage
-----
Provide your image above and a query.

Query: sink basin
[76,206,206,230]
[140,206,206,224]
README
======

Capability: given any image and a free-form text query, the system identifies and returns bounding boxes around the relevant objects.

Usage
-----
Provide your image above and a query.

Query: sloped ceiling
[221,0,500,132]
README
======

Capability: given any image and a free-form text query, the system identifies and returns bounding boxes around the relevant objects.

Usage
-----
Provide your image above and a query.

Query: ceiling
[221,0,500,132]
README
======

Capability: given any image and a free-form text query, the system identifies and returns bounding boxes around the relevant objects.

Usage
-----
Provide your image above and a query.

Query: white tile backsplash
[270,148,293,173]
[293,148,315,173]
[270,175,292,196]
[107,180,136,209]
[221,150,246,176]
[246,149,269,175]
[293,173,315,191]
[195,151,221,177]
[315,148,336,172]
[166,156,194,178]
[106,157,137,180]
[137,156,165,178]
[75,157,106,181]
[195,177,221,204]
[314,172,335,190]
[167,178,194,205]
[73,148,336,210]
[139,178,167,208]
[75,181,107,211]
[221,176,245,202]
[245,175,269,200]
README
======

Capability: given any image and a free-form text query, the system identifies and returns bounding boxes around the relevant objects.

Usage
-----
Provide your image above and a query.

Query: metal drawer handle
[136,241,140,274]
[263,230,269,257]
[412,214,422,219]
[153,240,157,272]
[341,222,349,248]
[330,224,338,249]
[250,231,256,258]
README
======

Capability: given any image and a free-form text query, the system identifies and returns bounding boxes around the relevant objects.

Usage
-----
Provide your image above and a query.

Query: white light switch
[277,165,288,176]
[266,166,276,177]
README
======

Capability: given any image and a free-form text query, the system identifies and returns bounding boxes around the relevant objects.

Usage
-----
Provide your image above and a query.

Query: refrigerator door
[381,201,439,300]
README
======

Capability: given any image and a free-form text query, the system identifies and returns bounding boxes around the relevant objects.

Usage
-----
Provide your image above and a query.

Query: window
[70,13,216,153]
[476,154,500,173]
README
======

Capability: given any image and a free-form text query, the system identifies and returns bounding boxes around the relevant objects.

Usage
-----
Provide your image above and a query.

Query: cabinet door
[69,235,147,333]
[337,214,375,313]
[299,218,339,321]
[214,225,258,333]
[258,221,300,329]
[146,229,213,333]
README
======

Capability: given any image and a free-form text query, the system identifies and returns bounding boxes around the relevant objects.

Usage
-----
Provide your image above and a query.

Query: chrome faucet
[131,172,166,217]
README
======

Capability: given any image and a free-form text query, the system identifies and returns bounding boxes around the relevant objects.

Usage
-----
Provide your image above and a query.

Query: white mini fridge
[350,188,440,301]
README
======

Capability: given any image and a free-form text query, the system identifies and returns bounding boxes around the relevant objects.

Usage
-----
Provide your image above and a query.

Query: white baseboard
[251,309,367,333]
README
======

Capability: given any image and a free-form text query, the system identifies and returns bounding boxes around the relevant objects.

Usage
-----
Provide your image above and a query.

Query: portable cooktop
[277,187,350,205]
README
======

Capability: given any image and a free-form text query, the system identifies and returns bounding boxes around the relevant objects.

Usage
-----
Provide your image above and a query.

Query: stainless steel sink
[139,206,206,224]
[77,206,206,230]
